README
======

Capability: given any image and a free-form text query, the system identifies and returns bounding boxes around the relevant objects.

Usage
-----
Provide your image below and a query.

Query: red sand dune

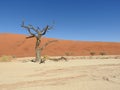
[0,33,120,57]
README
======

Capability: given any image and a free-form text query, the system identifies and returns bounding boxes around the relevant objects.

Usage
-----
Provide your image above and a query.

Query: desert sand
[0,33,120,57]
[0,33,120,90]
[0,58,120,90]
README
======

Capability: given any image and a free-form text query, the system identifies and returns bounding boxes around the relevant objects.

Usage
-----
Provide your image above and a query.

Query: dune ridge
[0,33,120,57]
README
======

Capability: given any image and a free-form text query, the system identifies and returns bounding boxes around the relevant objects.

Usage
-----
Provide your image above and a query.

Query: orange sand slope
[0,33,120,57]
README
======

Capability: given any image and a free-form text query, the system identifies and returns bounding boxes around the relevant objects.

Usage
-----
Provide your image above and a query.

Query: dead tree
[21,21,56,63]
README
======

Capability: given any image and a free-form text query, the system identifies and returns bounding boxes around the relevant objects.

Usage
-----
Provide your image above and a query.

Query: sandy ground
[0,58,120,90]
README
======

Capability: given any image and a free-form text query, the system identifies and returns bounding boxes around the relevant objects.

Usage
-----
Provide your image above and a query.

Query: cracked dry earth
[0,59,120,90]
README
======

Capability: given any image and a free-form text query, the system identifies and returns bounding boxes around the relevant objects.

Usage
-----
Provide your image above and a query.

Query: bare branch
[26,35,35,39]
[21,21,36,38]
[28,24,39,33]
[27,29,35,36]
[37,27,40,30]
[21,21,29,29]
[40,40,58,51]
[48,21,55,30]
[41,25,49,35]
[21,20,24,27]
[48,26,53,30]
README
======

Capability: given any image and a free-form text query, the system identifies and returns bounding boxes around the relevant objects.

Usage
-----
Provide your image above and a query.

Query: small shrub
[42,55,49,60]
[65,52,69,56]
[114,56,120,59]
[12,55,16,58]
[90,52,95,56]
[65,52,73,56]
[0,55,13,62]
[100,52,106,56]
[41,55,50,62]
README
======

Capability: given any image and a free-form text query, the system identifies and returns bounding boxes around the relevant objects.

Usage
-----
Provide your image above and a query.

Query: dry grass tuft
[0,55,13,62]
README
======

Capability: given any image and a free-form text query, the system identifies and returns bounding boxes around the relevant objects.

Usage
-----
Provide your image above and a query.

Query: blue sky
[0,0,120,42]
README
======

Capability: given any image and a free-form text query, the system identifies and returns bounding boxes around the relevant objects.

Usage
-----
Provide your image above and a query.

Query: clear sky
[0,0,120,42]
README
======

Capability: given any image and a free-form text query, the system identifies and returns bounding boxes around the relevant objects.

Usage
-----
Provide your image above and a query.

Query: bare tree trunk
[35,48,41,62]
[21,21,54,64]
[36,40,58,63]
[35,39,41,62]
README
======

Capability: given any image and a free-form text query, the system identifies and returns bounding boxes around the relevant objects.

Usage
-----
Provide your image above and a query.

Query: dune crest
[0,33,120,57]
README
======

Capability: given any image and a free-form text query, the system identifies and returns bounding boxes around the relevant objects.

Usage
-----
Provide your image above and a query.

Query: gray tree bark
[21,21,55,63]
[35,39,41,62]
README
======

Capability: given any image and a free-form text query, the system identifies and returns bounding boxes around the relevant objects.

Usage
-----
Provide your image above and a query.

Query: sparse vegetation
[66,55,120,60]
[42,55,49,60]
[12,55,16,58]
[0,55,13,62]
[100,52,106,55]
[65,52,73,56]
[90,52,95,56]
[40,55,50,63]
